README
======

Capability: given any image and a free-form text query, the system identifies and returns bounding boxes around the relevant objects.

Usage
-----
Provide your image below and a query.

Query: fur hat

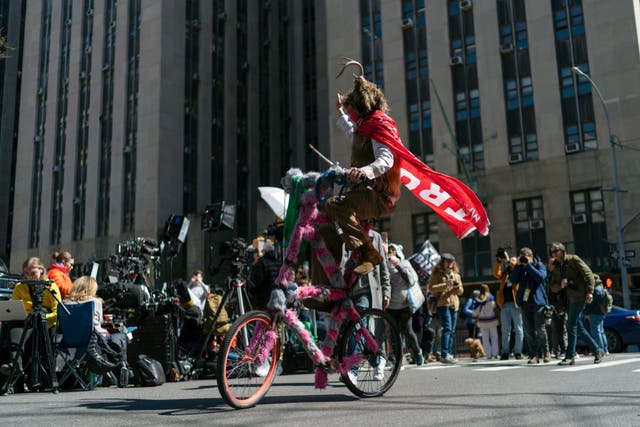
[388,243,405,260]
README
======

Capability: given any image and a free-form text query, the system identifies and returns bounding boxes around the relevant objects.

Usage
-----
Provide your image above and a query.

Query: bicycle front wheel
[336,308,402,398]
[216,311,280,409]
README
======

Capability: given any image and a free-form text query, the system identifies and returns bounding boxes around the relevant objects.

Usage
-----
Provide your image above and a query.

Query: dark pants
[522,305,549,357]
[387,307,421,356]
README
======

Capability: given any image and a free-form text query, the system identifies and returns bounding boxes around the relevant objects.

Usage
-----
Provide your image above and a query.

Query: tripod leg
[40,320,59,393]
[0,321,33,395]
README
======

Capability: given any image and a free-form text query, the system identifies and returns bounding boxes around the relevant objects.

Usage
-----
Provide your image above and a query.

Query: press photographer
[492,247,523,360]
[509,247,550,364]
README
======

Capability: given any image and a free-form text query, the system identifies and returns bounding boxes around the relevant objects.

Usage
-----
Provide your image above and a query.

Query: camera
[519,255,529,264]
[496,248,508,260]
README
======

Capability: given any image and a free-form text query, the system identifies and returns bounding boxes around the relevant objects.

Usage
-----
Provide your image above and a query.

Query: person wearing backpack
[548,242,605,365]
[585,274,610,357]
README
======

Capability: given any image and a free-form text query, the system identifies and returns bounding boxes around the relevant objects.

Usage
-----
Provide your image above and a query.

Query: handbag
[407,284,426,314]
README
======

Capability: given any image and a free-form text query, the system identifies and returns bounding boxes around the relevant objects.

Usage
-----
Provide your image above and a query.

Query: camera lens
[519,255,528,263]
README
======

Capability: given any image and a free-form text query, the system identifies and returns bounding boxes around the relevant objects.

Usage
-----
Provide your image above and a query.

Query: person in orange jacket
[47,251,74,299]
[493,248,523,360]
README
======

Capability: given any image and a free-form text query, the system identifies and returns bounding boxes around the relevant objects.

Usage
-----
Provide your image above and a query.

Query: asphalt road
[2,353,640,427]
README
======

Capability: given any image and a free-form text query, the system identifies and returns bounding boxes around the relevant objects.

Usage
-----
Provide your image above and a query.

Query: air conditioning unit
[217,12,227,21]
[110,21,116,28]
[191,19,201,29]
[450,56,464,66]
[460,0,473,12]
[500,43,514,54]
[86,9,93,16]
[565,143,581,153]
[85,46,92,54]
[529,219,545,230]
[509,153,524,164]
[65,19,72,27]
[402,18,414,30]
[572,213,588,224]
[192,72,199,81]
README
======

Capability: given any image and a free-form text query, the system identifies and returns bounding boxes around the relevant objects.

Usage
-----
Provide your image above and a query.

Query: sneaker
[441,354,458,364]
[373,357,386,380]
[558,358,575,366]
[514,353,523,360]
[500,353,509,361]
[594,351,604,364]
[415,354,424,367]
[347,370,358,386]
[254,361,270,377]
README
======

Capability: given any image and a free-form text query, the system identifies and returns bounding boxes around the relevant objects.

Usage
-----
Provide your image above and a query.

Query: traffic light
[604,276,614,289]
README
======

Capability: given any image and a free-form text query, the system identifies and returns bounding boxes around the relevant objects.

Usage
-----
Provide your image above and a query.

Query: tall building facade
[324,0,640,287]
[5,1,640,295]
[8,0,325,277]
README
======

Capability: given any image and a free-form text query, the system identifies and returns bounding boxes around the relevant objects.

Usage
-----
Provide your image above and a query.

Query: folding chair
[56,301,95,390]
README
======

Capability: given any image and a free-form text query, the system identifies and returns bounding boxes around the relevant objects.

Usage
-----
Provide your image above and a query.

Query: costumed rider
[325,59,402,276]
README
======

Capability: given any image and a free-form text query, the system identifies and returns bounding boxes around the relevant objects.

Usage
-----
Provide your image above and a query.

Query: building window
[211,0,225,203]
[97,0,117,237]
[29,0,53,248]
[552,0,596,153]
[461,231,492,278]
[401,0,433,165]
[570,189,608,270]
[412,212,439,253]
[302,0,318,172]
[184,0,199,214]
[278,1,292,182]
[376,217,392,241]
[50,0,73,245]
[360,0,384,88]
[513,196,546,257]
[122,0,141,233]
[448,0,484,172]
[236,0,249,236]
[497,0,538,163]
[258,0,270,185]
[73,0,94,241]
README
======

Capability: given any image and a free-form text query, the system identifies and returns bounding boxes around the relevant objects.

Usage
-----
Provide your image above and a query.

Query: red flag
[357,110,490,239]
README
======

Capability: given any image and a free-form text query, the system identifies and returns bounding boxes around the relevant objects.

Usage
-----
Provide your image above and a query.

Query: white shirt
[336,113,394,180]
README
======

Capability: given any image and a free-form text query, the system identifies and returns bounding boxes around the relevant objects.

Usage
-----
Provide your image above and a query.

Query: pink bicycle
[216,167,403,409]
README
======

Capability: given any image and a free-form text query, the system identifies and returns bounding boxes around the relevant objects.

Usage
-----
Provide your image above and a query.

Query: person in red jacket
[47,251,74,299]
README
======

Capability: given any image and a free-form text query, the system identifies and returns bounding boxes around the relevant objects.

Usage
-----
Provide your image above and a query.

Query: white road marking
[415,365,460,370]
[550,358,640,372]
[474,366,524,371]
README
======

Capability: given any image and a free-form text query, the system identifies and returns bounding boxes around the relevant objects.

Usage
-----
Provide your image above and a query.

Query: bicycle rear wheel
[216,311,280,409]
[336,308,402,398]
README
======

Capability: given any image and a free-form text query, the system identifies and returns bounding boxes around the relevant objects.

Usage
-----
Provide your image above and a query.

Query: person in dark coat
[249,240,281,309]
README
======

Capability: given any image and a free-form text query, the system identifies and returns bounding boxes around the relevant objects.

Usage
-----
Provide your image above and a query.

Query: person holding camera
[493,248,523,360]
[428,253,463,364]
[510,247,550,364]
[548,242,604,365]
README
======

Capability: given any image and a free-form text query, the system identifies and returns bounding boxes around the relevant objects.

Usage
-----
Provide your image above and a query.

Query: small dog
[465,337,486,361]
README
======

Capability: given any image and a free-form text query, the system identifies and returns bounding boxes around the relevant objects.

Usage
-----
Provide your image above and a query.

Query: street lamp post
[571,66,630,309]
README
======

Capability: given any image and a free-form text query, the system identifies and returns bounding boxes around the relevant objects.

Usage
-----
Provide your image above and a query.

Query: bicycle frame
[267,167,382,387]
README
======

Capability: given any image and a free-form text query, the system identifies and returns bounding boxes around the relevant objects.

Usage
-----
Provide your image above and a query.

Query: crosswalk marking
[474,366,523,371]
[415,365,460,370]
[549,358,640,372]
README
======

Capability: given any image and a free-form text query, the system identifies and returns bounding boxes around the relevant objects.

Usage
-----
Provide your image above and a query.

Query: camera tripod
[1,280,69,395]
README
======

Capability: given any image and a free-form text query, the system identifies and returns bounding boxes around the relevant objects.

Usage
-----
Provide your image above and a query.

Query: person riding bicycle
[324,70,402,277]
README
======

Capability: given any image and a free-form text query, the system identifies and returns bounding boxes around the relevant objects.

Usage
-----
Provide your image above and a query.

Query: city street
[2,353,639,427]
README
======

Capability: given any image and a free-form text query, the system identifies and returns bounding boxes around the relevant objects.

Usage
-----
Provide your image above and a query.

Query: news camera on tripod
[1,257,69,394]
